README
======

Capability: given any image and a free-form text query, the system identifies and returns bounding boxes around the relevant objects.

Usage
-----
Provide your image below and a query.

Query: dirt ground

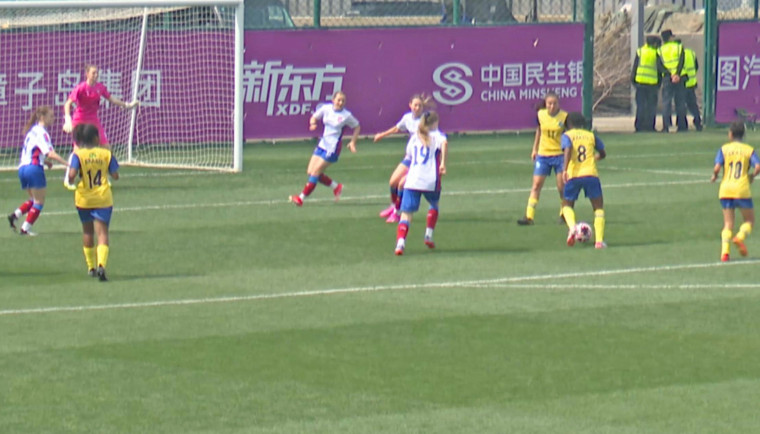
[592,114,704,133]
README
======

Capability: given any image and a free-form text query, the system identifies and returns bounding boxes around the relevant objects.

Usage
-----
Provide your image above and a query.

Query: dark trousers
[661,79,688,132]
[685,86,702,130]
[634,83,659,132]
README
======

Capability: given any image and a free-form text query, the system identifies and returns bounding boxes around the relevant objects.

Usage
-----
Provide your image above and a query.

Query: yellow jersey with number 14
[73,147,118,209]
[537,108,568,156]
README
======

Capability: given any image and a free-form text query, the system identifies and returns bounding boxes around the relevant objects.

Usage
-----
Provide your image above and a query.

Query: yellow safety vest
[684,48,697,88]
[658,41,683,75]
[635,45,659,85]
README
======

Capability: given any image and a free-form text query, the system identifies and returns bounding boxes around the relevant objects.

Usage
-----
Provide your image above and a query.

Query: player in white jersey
[373,94,433,223]
[289,91,360,207]
[394,111,448,255]
[7,106,69,236]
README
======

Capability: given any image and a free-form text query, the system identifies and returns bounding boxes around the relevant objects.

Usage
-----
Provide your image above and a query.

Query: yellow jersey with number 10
[718,141,756,199]
[74,147,115,209]
[537,108,568,156]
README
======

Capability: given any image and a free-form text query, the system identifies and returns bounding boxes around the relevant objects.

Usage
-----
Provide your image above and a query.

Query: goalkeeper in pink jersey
[62,64,138,150]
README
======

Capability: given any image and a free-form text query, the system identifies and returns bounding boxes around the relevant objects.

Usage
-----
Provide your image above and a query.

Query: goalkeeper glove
[125,100,139,110]
[63,115,73,133]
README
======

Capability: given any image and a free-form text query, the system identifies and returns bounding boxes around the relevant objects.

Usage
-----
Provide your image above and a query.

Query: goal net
[0,0,243,172]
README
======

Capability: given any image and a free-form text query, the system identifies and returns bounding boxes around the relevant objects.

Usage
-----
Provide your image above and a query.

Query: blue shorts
[720,198,754,209]
[77,207,113,225]
[400,189,440,213]
[533,155,564,177]
[564,176,603,201]
[313,142,342,164]
[18,165,46,189]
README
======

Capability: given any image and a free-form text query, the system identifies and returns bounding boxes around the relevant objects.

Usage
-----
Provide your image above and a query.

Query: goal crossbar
[0,1,243,9]
[0,0,244,172]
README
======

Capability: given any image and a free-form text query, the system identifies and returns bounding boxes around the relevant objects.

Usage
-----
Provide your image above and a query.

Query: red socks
[426,209,438,230]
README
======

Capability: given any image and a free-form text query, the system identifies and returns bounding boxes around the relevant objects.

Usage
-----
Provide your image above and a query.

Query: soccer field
[2,130,760,433]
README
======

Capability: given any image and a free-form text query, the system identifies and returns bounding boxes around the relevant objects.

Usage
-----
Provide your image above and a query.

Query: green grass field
[3,130,760,433]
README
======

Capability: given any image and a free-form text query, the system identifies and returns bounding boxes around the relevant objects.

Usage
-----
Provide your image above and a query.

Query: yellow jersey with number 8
[73,147,117,209]
[564,128,600,179]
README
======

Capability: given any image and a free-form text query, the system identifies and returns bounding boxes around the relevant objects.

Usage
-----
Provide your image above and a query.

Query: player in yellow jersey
[710,121,760,262]
[560,112,607,249]
[518,92,568,225]
[67,124,120,281]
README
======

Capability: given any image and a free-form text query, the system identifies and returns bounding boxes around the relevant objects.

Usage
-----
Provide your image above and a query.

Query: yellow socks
[83,246,96,271]
[526,197,538,220]
[97,244,110,269]
[594,209,605,243]
[735,222,752,241]
[562,206,576,229]
[721,229,732,256]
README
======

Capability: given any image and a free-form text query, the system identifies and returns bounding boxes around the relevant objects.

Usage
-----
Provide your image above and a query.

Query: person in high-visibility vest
[657,30,688,132]
[678,39,703,131]
[631,35,665,132]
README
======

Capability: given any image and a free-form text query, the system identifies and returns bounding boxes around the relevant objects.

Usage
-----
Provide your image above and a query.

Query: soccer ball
[574,222,593,243]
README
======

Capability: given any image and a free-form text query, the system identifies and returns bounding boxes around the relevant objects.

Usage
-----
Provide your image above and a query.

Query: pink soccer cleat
[385,209,400,223]
[333,183,343,202]
[594,241,607,249]
[721,253,730,262]
[566,228,576,247]
[289,195,303,207]
[379,204,395,218]
[394,246,404,256]
[424,236,435,249]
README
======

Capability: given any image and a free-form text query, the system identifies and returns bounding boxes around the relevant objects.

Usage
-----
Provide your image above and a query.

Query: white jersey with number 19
[403,130,447,192]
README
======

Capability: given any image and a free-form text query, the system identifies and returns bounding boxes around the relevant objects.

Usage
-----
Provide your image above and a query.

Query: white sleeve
[346,114,360,128]
[312,104,328,119]
[37,133,54,156]
[395,114,409,131]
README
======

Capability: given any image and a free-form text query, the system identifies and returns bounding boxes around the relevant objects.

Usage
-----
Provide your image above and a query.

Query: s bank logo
[432,62,473,106]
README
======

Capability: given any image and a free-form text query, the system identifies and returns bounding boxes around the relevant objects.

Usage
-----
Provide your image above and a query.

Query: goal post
[0,0,244,172]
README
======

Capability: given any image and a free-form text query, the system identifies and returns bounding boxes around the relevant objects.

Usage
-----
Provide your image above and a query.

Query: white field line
[40,178,707,217]
[1,259,758,317]
[497,159,706,177]
[471,283,760,290]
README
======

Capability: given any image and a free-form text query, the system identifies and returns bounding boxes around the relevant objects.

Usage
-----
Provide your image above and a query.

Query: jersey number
[728,161,743,179]
[576,145,588,162]
[412,146,430,166]
[85,169,103,189]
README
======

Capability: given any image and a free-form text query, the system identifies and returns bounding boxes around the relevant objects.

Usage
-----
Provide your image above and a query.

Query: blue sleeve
[594,134,606,151]
[715,149,724,165]
[751,151,760,167]
[109,155,119,174]
[560,134,572,151]
[70,154,81,170]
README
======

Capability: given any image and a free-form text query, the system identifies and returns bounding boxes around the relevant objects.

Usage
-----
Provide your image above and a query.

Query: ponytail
[23,106,53,135]
[417,111,439,147]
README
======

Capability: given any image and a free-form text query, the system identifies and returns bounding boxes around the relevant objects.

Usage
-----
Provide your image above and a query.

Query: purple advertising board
[0,31,233,148]
[716,21,760,123]
[0,25,582,148]
[244,24,584,139]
